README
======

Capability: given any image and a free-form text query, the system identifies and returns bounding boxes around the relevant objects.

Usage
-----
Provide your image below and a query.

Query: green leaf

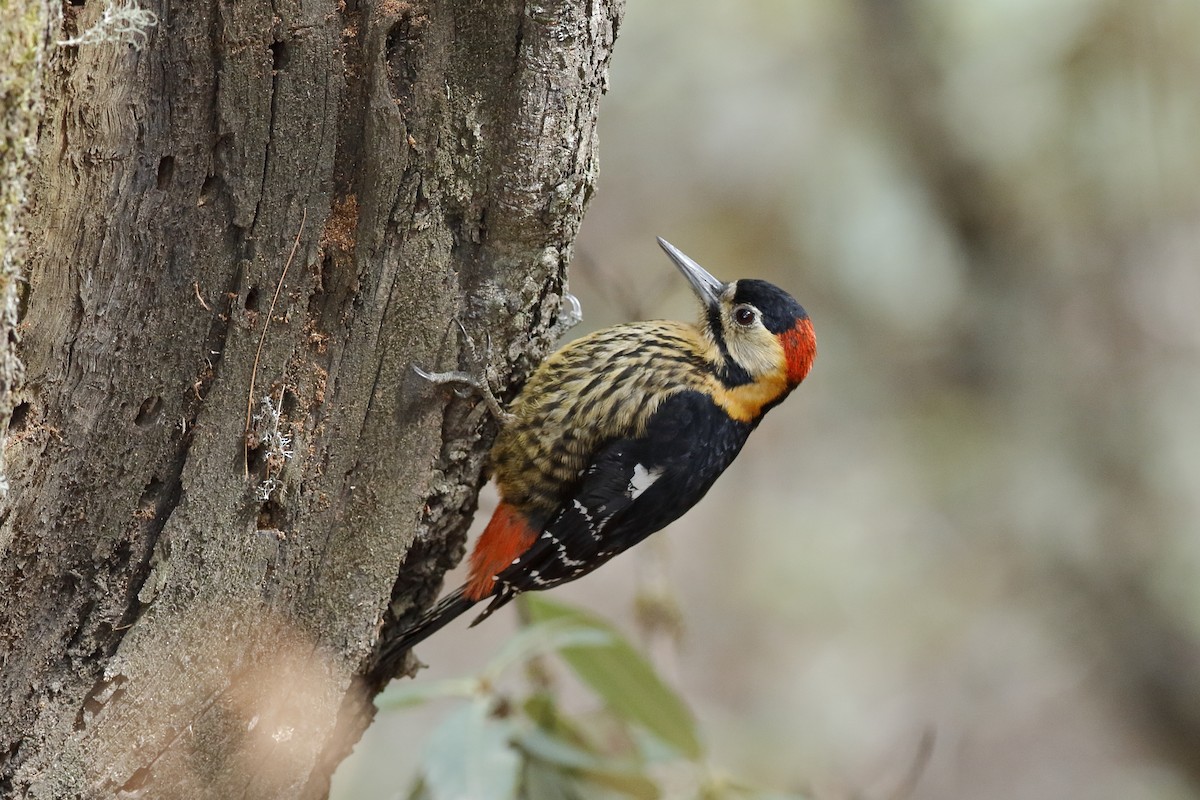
[521,761,580,800]
[523,759,660,800]
[403,776,431,800]
[376,676,481,711]
[421,698,521,800]
[522,692,563,730]
[524,596,703,760]
[523,697,660,798]
[378,620,608,713]
[518,727,636,773]
[482,617,613,684]
[698,775,813,800]
[523,694,641,767]
[523,692,632,756]
[580,770,661,800]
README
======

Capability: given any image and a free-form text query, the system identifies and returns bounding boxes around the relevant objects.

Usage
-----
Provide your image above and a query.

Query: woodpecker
[385,238,815,661]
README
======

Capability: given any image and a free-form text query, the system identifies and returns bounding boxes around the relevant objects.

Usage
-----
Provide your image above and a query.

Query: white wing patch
[628,463,662,500]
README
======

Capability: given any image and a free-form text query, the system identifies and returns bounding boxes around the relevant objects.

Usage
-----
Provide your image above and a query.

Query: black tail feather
[378,586,477,672]
[468,584,519,627]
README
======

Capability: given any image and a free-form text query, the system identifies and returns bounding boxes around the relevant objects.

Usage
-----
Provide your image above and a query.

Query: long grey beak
[656,237,727,312]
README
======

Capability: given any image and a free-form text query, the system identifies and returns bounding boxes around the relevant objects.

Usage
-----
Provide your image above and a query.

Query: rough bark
[0,0,622,797]
[0,1,44,500]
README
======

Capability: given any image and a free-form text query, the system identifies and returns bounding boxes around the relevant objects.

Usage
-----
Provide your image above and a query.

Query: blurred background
[337,1,1200,797]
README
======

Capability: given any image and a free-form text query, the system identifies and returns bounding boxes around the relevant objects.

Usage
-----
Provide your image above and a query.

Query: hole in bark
[318,252,334,292]
[139,478,164,513]
[15,279,30,322]
[68,0,85,5]
[245,285,261,311]
[199,173,220,205]
[385,18,410,59]
[9,402,31,432]
[246,444,267,472]
[269,39,289,72]
[114,539,132,569]
[155,155,174,189]
[120,766,151,792]
[258,500,284,529]
[477,207,489,242]
[281,387,300,415]
[385,16,419,111]
[134,396,162,427]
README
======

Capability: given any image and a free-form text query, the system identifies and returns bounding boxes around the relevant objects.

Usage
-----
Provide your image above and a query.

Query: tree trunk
[0,2,43,502]
[0,1,622,797]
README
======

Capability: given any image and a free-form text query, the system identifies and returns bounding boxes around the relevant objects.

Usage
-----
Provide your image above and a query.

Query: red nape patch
[780,318,816,386]
[465,502,538,601]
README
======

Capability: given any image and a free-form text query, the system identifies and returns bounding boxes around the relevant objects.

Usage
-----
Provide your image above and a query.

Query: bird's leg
[413,365,512,425]
[413,321,514,426]
[415,291,581,425]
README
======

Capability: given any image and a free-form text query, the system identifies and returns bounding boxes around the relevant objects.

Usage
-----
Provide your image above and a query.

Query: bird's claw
[411,365,475,386]
[553,292,583,337]
[411,366,480,399]
[412,327,514,426]
[562,292,583,326]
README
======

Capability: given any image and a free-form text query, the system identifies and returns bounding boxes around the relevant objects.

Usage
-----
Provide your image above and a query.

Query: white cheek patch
[727,328,786,380]
[628,463,661,500]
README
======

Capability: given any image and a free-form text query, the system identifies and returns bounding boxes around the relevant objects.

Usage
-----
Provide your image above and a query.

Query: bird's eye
[733,305,757,327]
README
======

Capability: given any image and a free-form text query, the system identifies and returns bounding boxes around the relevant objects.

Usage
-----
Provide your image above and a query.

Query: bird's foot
[412,365,513,425]
[413,322,514,426]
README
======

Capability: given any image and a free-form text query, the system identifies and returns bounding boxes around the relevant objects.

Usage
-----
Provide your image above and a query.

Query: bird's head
[658,238,816,391]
